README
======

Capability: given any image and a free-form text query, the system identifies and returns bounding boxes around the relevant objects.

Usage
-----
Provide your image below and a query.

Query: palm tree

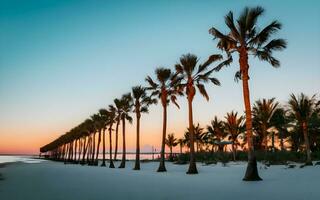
[175,53,221,174]
[177,138,184,154]
[113,98,122,161]
[132,86,156,170]
[99,109,109,166]
[224,111,245,161]
[252,98,279,151]
[118,93,133,168]
[288,93,317,165]
[165,133,178,161]
[270,107,289,151]
[206,116,226,152]
[146,67,181,172]
[209,6,287,181]
[91,113,104,165]
[107,105,116,168]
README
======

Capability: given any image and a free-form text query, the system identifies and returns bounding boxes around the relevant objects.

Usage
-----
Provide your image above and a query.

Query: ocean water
[0,155,43,164]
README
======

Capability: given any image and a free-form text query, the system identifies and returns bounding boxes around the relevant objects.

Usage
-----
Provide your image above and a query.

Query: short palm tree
[209,6,287,181]
[207,116,226,152]
[118,93,133,168]
[132,86,156,170]
[224,111,245,161]
[175,53,221,174]
[177,138,184,154]
[146,67,181,172]
[288,93,317,164]
[165,133,178,161]
[252,98,279,150]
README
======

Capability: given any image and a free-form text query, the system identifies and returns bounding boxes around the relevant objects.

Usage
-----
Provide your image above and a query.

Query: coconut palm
[118,93,133,168]
[132,86,156,170]
[270,107,290,151]
[99,108,109,166]
[206,116,226,152]
[252,98,279,151]
[175,53,221,174]
[224,111,245,161]
[288,93,317,164]
[209,6,287,180]
[165,133,178,161]
[107,105,117,168]
[146,67,181,172]
[113,98,122,161]
[177,138,184,154]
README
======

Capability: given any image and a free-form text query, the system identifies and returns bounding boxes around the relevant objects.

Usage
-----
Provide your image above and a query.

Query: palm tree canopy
[209,6,287,79]
[253,98,279,126]
[224,111,245,140]
[175,53,221,101]
[146,67,182,108]
[132,85,157,114]
[165,133,178,148]
[288,93,317,122]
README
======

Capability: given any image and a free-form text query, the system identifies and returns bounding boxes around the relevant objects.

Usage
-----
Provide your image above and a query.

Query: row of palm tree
[40,6,289,181]
[166,94,319,165]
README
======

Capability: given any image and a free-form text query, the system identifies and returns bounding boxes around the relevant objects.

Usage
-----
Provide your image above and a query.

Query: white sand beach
[0,159,319,200]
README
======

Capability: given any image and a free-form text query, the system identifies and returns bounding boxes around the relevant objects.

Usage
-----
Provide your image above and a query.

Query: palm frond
[196,84,209,101]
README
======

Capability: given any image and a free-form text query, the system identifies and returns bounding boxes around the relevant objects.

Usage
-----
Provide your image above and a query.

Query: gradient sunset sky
[0,0,319,154]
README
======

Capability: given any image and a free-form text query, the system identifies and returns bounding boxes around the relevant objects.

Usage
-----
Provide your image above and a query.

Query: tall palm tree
[107,105,116,168]
[209,6,287,181]
[252,98,279,151]
[288,93,317,165]
[113,98,122,161]
[99,109,109,167]
[91,113,104,165]
[165,133,178,161]
[175,53,221,174]
[270,107,289,151]
[118,93,133,168]
[146,67,181,172]
[132,86,156,170]
[224,111,245,161]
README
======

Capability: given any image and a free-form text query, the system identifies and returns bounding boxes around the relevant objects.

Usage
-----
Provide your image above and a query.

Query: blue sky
[0,0,319,154]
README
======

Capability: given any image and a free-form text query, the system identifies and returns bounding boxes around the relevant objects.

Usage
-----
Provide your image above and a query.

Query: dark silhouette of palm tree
[107,105,116,168]
[288,93,317,165]
[252,98,279,151]
[206,116,226,152]
[165,133,178,161]
[209,6,287,181]
[113,98,122,161]
[118,93,133,168]
[146,67,181,172]
[132,86,156,170]
[224,111,245,161]
[175,53,221,174]
[99,109,109,166]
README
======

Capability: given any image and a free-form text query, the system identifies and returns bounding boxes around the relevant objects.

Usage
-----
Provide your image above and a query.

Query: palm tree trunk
[157,104,167,172]
[119,118,126,168]
[101,129,106,166]
[134,113,141,170]
[241,49,262,181]
[109,126,115,168]
[81,136,87,164]
[95,129,102,165]
[302,122,312,164]
[170,146,173,162]
[91,132,96,164]
[114,118,120,161]
[187,96,198,174]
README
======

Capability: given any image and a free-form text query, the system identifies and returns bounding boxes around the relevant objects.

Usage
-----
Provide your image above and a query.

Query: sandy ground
[0,160,319,200]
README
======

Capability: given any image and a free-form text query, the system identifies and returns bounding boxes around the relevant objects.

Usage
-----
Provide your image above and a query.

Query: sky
[0,0,319,155]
